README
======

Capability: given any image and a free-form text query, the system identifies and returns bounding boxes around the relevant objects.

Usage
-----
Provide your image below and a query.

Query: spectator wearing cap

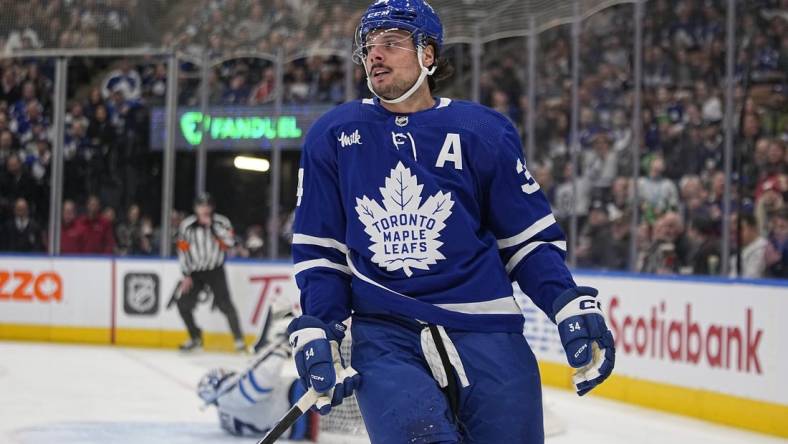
[731,213,770,278]
[60,199,85,254]
[76,194,115,255]
[1,197,43,252]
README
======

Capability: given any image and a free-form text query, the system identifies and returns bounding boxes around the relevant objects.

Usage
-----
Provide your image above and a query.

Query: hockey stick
[255,367,360,444]
[199,335,288,409]
[255,387,321,444]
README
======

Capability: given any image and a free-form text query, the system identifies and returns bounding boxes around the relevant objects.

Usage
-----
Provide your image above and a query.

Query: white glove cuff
[289,328,327,354]
[555,296,604,324]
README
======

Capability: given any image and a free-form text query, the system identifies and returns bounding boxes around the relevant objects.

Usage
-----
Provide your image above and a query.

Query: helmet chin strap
[366,45,437,105]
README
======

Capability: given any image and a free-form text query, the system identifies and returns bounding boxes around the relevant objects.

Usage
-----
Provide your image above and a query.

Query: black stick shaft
[256,388,320,444]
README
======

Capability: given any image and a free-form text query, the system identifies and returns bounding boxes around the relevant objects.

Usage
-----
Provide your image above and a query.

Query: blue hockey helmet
[356,0,444,54]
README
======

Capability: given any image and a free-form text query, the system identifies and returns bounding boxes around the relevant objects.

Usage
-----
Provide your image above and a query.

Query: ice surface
[0,341,784,444]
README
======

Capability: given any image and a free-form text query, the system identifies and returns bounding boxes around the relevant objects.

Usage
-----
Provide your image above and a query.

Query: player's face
[364,29,422,100]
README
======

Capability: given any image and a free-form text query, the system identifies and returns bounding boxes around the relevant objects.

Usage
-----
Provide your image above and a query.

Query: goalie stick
[256,367,359,444]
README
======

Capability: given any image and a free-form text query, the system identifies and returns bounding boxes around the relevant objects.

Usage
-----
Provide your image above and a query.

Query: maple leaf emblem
[355,162,454,277]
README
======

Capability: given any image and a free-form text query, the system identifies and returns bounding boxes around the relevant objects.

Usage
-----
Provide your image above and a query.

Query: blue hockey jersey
[292,97,576,333]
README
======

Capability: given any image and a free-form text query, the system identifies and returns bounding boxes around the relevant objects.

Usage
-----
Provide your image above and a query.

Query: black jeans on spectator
[176,267,243,342]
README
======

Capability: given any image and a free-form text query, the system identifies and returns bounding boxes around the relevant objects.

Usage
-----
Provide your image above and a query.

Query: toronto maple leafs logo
[355,162,454,277]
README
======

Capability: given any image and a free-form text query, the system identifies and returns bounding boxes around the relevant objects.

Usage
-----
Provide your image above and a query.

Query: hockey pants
[350,314,544,444]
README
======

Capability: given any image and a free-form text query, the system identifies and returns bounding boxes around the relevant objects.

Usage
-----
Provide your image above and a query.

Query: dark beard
[372,73,418,100]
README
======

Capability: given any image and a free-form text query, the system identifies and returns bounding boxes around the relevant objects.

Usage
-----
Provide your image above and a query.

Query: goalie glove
[287,316,361,415]
[553,286,616,396]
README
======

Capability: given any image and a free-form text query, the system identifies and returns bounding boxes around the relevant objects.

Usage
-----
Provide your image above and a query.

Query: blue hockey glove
[287,316,361,415]
[553,286,615,396]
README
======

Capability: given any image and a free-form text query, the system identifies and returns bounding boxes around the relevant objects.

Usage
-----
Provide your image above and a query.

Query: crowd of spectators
[170,0,355,107]
[0,0,785,280]
[0,0,166,52]
[477,0,787,278]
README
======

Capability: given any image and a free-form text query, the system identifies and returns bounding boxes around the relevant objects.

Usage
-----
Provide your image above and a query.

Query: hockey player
[287,0,616,442]
[197,329,312,438]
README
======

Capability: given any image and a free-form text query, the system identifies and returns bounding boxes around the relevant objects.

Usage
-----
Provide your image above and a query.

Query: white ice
[0,341,784,444]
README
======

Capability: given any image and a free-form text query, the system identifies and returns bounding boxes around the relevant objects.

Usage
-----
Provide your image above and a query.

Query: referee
[176,193,246,352]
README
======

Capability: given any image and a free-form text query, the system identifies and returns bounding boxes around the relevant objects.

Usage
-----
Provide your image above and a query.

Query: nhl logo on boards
[124,272,160,315]
[395,115,408,127]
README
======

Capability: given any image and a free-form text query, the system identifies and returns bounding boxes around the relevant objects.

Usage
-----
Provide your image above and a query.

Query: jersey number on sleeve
[516,159,540,194]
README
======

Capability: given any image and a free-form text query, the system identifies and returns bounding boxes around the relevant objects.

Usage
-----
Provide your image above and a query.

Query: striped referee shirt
[176,213,235,275]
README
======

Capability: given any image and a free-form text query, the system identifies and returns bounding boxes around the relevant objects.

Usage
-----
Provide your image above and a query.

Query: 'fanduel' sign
[149,105,331,151]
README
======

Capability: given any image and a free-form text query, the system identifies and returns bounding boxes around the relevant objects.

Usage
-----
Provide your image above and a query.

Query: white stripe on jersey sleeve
[505,240,567,274]
[496,214,557,250]
[293,258,351,276]
[292,233,349,254]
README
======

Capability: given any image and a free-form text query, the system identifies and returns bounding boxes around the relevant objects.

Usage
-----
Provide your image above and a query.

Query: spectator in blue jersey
[101,59,142,102]
[9,81,37,121]
[286,2,615,443]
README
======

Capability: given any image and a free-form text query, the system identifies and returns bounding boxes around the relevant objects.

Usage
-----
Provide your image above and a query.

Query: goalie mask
[197,368,236,404]
[354,0,443,104]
